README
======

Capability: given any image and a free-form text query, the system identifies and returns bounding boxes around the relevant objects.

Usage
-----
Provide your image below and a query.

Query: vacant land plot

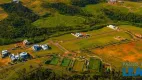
[84,1,142,15]
[88,57,101,72]
[33,14,85,28]
[58,27,131,50]
[50,57,60,65]
[92,40,142,70]
[73,60,85,72]
[0,58,10,66]
[119,25,142,34]
[61,57,71,67]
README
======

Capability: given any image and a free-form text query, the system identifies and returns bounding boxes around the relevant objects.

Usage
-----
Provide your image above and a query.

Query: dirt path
[49,40,69,53]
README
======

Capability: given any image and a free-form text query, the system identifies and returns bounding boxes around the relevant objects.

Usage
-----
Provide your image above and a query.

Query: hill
[0,0,142,80]
[0,0,142,45]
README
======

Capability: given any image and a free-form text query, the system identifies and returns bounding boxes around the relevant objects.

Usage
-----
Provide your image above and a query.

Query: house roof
[41,44,49,50]
[20,52,28,57]
[23,39,29,44]
[2,50,8,55]
[10,54,16,61]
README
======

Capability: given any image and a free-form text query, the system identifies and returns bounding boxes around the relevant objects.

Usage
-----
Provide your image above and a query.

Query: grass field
[0,25,140,66]
[88,57,101,72]
[50,57,60,65]
[84,1,142,14]
[33,14,85,28]
[91,40,142,70]
[73,60,85,72]
[57,26,132,50]
[119,25,142,34]
[61,57,71,67]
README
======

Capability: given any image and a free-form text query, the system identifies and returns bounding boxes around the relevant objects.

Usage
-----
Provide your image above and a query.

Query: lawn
[50,57,60,65]
[58,26,132,50]
[73,60,85,72]
[88,57,102,72]
[83,1,142,18]
[34,44,63,57]
[61,57,71,67]
[5,57,48,80]
[119,1,142,14]
[33,14,85,28]
[51,34,75,41]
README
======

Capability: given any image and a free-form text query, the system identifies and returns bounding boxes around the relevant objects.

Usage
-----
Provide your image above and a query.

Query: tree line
[14,66,139,80]
[71,0,106,7]
[103,8,142,27]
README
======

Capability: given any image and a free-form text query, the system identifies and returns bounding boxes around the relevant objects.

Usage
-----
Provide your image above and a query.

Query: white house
[9,54,16,61]
[19,52,28,59]
[9,52,29,61]
[32,45,41,51]
[41,44,49,50]
[1,50,9,58]
[23,39,30,45]
[71,33,83,37]
[15,54,20,60]
[107,25,118,30]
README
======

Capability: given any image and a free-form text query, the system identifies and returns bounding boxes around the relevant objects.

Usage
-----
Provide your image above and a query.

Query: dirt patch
[0,58,10,66]
[33,59,41,64]
[92,41,142,69]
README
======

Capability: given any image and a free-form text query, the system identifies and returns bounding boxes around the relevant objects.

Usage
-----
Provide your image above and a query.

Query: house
[23,39,30,45]
[19,52,28,59]
[74,33,83,37]
[12,0,19,3]
[71,32,90,38]
[15,54,20,60]
[9,54,16,61]
[107,25,118,30]
[71,33,82,37]
[41,44,49,50]
[1,50,9,58]
[32,45,41,51]
[9,52,29,61]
